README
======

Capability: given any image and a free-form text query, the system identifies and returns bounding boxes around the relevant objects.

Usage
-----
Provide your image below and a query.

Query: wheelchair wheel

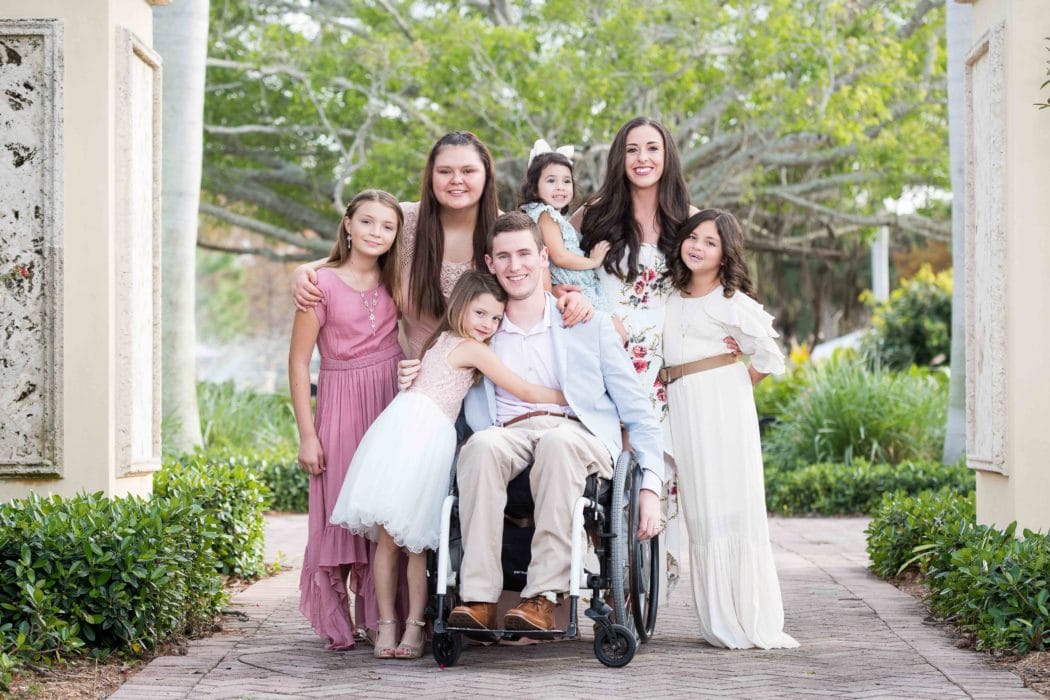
[432,631,463,667]
[593,623,637,668]
[609,454,659,642]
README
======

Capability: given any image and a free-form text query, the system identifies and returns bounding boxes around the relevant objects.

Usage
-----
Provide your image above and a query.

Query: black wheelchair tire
[593,623,637,668]
[629,463,659,641]
[432,632,463,667]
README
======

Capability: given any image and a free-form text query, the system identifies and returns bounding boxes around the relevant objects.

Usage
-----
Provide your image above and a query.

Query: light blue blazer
[463,295,665,492]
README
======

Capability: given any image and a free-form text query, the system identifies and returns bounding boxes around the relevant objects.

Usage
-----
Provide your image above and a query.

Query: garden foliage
[762,354,948,470]
[861,265,952,370]
[866,490,1050,654]
[766,460,972,516]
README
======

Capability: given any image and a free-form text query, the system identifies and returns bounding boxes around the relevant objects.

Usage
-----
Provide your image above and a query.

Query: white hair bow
[528,138,574,166]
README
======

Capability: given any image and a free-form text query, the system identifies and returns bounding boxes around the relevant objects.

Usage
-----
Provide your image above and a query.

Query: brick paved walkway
[110,515,1039,699]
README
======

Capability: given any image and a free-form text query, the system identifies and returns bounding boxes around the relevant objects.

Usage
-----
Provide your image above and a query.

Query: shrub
[928,523,1050,653]
[189,446,308,514]
[762,355,948,470]
[865,489,976,578]
[155,455,271,578]
[196,380,297,452]
[861,264,952,370]
[754,364,808,425]
[766,460,973,516]
[0,492,227,685]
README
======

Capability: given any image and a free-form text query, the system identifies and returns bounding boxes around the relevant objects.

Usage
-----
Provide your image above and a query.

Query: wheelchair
[428,450,659,668]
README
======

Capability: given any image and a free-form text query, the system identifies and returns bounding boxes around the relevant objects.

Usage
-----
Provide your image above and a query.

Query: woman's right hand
[298,436,325,475]
[293,265,322,311]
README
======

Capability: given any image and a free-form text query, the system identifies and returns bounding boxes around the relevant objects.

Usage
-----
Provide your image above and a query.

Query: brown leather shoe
[503,595,557,631]
[447,601,497,630]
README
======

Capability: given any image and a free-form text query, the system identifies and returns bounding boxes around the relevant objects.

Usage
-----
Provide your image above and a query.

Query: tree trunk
[154,1,210,453]
[943,0,970,464]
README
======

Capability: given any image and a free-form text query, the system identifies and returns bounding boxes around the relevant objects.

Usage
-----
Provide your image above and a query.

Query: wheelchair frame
[428,450,660,668]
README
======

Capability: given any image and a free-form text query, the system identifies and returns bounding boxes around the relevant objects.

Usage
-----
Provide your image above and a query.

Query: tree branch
[197,239,317,262]
[199,202,332,252]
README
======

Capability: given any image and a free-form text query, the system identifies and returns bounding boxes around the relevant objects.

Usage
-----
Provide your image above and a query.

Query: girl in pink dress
[289,190,406,651]
[330,271,567,660]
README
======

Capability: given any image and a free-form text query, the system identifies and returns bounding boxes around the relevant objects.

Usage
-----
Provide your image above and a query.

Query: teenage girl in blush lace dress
[330,272,567,660]
[288,190,407,651]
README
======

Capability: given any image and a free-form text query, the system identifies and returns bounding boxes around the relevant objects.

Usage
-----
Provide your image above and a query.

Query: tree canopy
[201,0,949,268]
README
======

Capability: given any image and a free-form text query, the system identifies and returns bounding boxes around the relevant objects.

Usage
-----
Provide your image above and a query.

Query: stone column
[0,0,168,501]
[961,0,1050,532]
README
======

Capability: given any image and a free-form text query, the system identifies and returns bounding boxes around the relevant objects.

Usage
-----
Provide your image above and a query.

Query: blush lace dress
[330,332,475,552]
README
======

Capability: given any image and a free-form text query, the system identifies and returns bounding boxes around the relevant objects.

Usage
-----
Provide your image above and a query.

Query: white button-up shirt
[491,302,573,424]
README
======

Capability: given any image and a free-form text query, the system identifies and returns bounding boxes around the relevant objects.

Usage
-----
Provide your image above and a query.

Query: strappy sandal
[394,618,427,660]
[374,619,398,659]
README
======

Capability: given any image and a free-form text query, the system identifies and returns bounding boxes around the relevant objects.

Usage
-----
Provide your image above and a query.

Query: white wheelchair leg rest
[437,495,457,593]
[569,496,592,600]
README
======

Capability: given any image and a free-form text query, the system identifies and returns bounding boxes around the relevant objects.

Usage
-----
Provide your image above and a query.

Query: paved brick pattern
[109,515,1039,699]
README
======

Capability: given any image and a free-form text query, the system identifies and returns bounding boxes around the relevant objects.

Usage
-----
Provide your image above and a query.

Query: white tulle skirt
[330,390,456,553]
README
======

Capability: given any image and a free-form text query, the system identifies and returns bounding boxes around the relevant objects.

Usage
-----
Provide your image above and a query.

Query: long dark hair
[324,189,403,303]
[417,271,507,382]
[668,208,756,300]
[517,151,575,215]
[409,131,499,319]
[579,117,690,281]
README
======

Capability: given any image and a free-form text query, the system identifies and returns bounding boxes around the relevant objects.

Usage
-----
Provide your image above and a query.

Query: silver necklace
[361,289,379,336]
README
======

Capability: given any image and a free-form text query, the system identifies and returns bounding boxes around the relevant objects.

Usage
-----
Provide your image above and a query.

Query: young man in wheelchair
[401,211,664,632]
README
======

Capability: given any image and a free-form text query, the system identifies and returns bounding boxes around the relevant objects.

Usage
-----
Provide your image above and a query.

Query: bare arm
[449,340,566,405]
[748,365,769,386]
[292,258,327,311]
[538,212,608,271]
[289,309,324,474]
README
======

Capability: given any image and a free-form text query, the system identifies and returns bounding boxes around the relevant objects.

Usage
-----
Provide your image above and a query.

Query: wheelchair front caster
[432,632,463,667]
[593,623,636,668]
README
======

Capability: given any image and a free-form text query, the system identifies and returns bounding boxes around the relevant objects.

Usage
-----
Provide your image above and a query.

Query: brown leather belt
[658,353,738,386]
[501,410,581,428]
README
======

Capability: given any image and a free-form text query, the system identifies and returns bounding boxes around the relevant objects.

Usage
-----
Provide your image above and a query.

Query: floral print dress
[595,243,680,595]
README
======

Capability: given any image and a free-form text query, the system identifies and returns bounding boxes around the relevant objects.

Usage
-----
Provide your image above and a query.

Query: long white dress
[663,287,798,649]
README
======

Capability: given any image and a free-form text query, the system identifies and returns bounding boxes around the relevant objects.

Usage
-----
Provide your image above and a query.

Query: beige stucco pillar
[0,0,168,501]
[961,0,1050,532]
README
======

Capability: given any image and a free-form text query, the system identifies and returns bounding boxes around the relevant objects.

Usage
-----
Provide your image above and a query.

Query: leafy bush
[928,523,1050,653]
[865,489,976,577]
[861,265,952,370]
[155,455,271,578]
[0,493,227,687]
[189,446,308,513]
[766,460,973,516]
[196,380,298,452]
[762,355,948,470]
[866,490,1050,654]
[754,364,808,424]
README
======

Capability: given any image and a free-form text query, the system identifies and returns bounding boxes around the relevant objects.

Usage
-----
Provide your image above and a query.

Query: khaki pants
[456,415,613,602]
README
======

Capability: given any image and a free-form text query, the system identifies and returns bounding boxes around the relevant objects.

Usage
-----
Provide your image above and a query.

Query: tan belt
[500,410,580,428]
[658,353,738,386]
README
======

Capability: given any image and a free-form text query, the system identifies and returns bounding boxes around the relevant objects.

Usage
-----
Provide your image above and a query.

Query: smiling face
[345,200,399,260]
[484,228,549,301]
[462,292,505,342]
[679,219,723,280]
[431,144,487,211]
[623,124,665,190]
[536,163,574,210]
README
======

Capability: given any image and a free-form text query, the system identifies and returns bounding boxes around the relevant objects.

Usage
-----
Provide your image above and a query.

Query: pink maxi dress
[299,267,406,650]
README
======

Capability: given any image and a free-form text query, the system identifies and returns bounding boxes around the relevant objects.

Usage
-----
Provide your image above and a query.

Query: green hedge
[181,446,308,514]
[865,490,1050,654]
[861,265,952,370]
[155,454,271,578]
[766,460,973,516]
[0,493,227,689]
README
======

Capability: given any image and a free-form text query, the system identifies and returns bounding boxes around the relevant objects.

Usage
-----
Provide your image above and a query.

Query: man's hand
[397,358,421,391]
[293,265,322,311]
[556,290,594,327]
[637,488,663,541]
